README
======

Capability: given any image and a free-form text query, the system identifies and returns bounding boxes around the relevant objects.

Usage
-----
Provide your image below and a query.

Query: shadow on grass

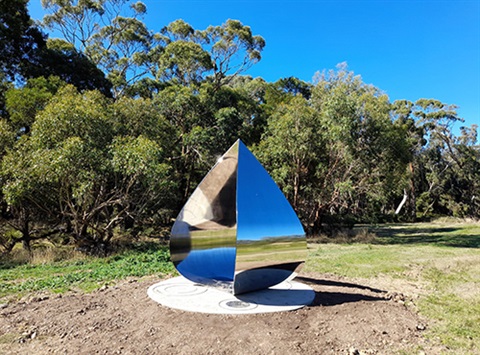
[0,258,27,271]
[370,225,480,248]
[296,276,387,307]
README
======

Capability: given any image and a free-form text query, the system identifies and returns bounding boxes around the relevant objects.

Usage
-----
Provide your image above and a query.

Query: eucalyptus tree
[1,84,177,252]
[35,39,113,96]
[201,19,265,89]
[412,100,479,219]
[308,66,408,225]
[153,20,213,87]
[111,96,179,232]
[259,65,411,232]
[1,0,107,93]
[256,95,321,217]
[1,85,113,250]
[453,124,480,218]
[1,137,63,252]
[226,76,269,144]
[0,119,15,252]
[41,1,265,97]
[0,0,46,81]
[274,77,312,100]
[152,82,234,200]
[144,74,265,205]
[390,99,427,218]
[42,0,156,97]
[0,0,46,118]
[391,98,474,219]
[257,79,324,230]
[152,19,265,89]
[0,76,65,251]
[5,75,65,135]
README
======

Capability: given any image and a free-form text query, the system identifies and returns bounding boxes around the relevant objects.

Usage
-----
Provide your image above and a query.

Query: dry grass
[308,227,377,244]
[3,245,87,267]
[29,247,86,265]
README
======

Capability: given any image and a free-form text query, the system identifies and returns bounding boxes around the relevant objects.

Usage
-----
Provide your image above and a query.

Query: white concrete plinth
[147,276,315,314]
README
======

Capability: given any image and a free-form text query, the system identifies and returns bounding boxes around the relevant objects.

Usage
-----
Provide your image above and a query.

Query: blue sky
[28,0,480,131]
[236,140,305,241]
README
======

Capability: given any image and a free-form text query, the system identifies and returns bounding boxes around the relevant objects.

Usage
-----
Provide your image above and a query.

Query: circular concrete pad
[147,276,315,314]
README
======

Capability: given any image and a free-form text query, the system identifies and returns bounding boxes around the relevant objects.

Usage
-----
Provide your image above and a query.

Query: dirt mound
[0,273,443,354]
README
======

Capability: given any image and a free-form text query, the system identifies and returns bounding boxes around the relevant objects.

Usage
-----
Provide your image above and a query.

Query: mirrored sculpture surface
[170,140,306,294]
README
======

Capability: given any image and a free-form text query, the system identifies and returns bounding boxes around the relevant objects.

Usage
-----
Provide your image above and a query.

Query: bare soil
[0,272,444,354]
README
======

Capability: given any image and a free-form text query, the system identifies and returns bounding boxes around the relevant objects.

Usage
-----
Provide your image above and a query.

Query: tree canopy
[0,1,478,254]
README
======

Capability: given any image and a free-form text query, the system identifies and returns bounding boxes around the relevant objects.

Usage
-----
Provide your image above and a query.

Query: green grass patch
[420,294,480,351]
[305,221,480,353]
[0,243,175,300]
[305,244,409,278]
[369,221,480,248]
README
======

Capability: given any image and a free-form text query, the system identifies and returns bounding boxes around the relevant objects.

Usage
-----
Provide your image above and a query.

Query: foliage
[0,0,46,81]
[202,19,266,88]
[5,75,65,134]
[0,0,111,100]
[1,85,177,252]
[0,0,478,253]
[36,39,113,96]
[258,64,413,232]
[394,98,480,220]
[42,0,154,97]
[41,3,265,96]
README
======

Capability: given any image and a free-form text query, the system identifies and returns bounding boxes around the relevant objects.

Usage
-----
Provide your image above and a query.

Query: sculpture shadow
[296,276,385,293]
[235,276,387,308]
[310,291,386,307]
[296,276,387,307]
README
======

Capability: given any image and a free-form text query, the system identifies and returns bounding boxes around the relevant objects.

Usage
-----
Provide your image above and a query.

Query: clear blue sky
[28,0,480,131]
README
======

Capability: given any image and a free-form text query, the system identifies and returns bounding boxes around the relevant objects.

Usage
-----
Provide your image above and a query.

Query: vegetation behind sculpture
[0,0,478,254]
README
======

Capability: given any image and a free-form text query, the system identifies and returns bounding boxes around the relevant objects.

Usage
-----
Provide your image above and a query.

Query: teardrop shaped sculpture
[170,140,306,294]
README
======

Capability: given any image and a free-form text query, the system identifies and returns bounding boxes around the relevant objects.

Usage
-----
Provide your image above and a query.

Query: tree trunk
[409,162,416,221]
[22,237,31,253]
[311,203,323,235]
[20,209,32,253]
[395,189,408,214]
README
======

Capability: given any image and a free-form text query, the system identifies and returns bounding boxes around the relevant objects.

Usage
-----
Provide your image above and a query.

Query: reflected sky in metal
[175,247,237,282]
[170,140,307,294]
[236,141,305,241]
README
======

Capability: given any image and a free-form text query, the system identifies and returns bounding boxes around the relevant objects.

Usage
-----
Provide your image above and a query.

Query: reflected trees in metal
[170,140,306,295]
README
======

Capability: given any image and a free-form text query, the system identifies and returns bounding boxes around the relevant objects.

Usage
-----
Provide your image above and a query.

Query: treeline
[1,0,478,253]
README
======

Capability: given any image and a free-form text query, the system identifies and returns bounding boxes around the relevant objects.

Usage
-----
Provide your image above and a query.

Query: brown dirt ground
[0,272,445,355]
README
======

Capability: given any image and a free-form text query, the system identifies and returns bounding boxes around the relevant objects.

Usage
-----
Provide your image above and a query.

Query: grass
[306,219,480,353]
[1,220,479,353]
[305,244,411,278]
[369,220,480,248]
[0,243,175,300]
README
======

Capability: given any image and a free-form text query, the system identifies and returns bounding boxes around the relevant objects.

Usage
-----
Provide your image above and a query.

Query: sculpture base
[147,276,315,314]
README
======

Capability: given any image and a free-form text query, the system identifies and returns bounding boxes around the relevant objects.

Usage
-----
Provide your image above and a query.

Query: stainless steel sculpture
[170,140,306,295]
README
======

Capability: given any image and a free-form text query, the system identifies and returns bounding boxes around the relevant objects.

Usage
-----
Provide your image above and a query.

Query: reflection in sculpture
[170,140,306,295]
